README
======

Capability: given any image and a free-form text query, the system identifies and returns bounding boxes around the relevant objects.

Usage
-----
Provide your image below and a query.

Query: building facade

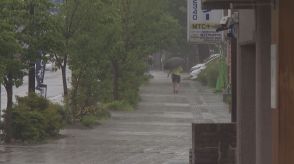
[202,0,294,164]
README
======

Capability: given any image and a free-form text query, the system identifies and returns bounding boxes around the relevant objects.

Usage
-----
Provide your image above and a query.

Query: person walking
[168,66,183,94]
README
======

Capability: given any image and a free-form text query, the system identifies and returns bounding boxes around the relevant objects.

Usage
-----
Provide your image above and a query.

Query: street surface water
[0,71,230,164]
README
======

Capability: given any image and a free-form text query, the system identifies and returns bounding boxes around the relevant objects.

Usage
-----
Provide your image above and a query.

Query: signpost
[36,53,47,98]
[187,0,224,44]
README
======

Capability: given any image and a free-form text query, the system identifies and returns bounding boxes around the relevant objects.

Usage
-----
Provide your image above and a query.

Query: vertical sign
[187,0,224,43]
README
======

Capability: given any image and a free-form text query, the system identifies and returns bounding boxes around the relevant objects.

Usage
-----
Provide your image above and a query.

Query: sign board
[187,0,224,43]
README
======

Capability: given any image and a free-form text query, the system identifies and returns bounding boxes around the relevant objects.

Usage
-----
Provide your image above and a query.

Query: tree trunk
[28,3,35,94]
[70,69,82,118]
[28,62,35,93]
[112,60,119,101]
[61,55,68,96]
[6,84,13,110]
[4,73,13,143]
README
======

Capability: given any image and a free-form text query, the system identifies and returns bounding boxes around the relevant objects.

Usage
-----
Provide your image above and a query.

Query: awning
[202,0,270,9]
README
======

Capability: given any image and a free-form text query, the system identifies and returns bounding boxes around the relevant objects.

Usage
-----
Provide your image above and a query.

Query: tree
[67,0,112,117]
[68,0,181,101]
[107,0,180,101]
[47,0,87,97]
[20,0,54,93]
[0,0,57,142]
[0,0,26,142]
[61,0,182,119]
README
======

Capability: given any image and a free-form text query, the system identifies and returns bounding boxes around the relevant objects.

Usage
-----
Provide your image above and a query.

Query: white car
[190,54,221,79]
[45,62,55,71]
[190,63,205,71]
[190,64,206,79]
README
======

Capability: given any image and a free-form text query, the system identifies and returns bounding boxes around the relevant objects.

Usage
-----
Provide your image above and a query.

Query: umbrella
[164,57,185,70]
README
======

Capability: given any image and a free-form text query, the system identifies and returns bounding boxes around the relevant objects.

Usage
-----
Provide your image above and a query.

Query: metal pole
[231,37,237,122]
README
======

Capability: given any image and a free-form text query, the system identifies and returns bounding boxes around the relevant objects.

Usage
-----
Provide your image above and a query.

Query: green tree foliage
[0,0,185,134]
[101,0,180,102]
[0,0,25,106]
[20,0,55,93]
[0,0,62,143]
[0,0,26,142]
[103,100,134,112]
[165,0,189,56]
[46,0,91,97]
[65,0,181,120]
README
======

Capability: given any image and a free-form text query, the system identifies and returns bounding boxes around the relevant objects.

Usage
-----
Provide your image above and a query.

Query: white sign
[187,0,224,43]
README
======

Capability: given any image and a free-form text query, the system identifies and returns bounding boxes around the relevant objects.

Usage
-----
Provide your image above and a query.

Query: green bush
[63,95,74,124]
[42,104,65,136]
[119,88,141,106]
[9,94,65,142]
[103,100,134,111]
[79,104,111,127]
[11,110,46,141]
[197,70,208,85]
[118,73,144,106]
[80,115,97,127]
[206,60,220,88]
[16,93,49,111]
[197,59,221,88]
[95,106,111,120]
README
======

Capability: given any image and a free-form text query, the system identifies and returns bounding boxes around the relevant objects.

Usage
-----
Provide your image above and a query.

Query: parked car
[43,54,55,72]
[190,64,207,79]
[45,61,55,72]
[190,54,221,79]
[190,63,205,72]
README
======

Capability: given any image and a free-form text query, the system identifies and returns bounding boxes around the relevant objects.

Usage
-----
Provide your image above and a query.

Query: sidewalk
[0,71,230,164]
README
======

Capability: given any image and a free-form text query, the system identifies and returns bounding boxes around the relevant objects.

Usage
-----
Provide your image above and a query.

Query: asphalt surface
[0,71,230,164]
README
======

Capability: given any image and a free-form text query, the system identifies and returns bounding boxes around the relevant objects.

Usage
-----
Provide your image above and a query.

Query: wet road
[0,69,71,111]
[0,71,230,164]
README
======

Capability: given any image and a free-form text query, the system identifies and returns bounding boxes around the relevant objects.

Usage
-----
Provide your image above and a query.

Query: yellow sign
[192,23,219,29]
[192,24,210,29]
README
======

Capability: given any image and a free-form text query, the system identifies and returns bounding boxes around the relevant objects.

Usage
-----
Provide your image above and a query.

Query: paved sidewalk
[0,71,230,164]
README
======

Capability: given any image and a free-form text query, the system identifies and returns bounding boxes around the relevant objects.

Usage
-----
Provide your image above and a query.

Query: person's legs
[172,74,181,94]
[172,82,176,94]
[175,75,181,94]
[171,74,176,94]
[175,82,179,94]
